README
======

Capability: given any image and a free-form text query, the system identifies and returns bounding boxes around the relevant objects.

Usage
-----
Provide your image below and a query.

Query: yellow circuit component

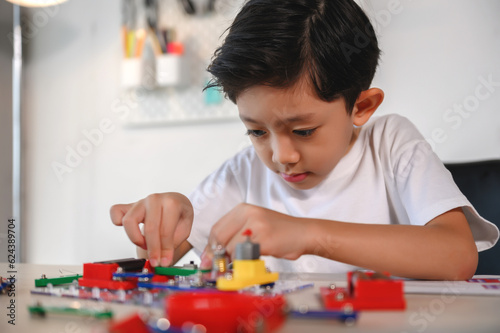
[216,259,279,291]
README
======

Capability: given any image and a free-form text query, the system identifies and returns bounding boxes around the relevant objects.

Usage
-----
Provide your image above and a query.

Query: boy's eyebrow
[240,113,316,125]
[282,113,316,124]
[239,115,260,124]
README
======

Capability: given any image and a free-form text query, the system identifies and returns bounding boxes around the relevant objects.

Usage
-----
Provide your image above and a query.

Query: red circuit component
[166,291,286,333]
[143,260,170,283]
[78,263,137,290]
[150,274,170,283]
[321,271,405,311]
[109,313,150,333]
[143,260,153,273]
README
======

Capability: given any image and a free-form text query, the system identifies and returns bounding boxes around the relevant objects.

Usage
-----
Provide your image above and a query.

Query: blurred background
[0,0,499,265]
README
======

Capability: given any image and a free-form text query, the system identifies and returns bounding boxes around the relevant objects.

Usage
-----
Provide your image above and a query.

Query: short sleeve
[390,117,498,251]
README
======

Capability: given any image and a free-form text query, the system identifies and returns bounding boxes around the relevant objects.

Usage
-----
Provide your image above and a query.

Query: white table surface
[1,263,500,333]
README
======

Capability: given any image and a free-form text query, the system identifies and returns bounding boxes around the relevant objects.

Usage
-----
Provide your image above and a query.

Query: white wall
[22,0,500,264]
[366,0,500,162]
[22,0,248,264]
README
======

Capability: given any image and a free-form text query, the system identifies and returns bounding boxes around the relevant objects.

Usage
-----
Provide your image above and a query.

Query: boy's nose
[271,135,300,165]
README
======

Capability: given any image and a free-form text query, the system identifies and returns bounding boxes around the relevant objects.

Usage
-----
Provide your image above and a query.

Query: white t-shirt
[187,114,499,273]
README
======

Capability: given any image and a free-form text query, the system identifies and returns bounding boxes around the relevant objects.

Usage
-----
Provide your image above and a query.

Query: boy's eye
[293,128,317,137]
[246,129,267,137]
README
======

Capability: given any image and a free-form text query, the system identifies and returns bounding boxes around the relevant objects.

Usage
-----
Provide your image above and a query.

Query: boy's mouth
[280,172,309,183]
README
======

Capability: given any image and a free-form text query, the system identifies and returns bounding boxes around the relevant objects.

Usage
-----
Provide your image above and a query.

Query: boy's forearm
[303,209,477,280]
[172,240,194,265]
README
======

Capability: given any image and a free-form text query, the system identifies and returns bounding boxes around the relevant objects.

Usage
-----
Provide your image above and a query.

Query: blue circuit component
[137,281,211,291]
[112,272,155,279]
[288,309,358,323]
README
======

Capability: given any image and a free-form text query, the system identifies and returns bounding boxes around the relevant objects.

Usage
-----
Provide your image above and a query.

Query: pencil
[135,29,146,57]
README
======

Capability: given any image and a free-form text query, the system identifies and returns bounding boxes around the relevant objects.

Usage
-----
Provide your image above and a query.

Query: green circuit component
[35,274,83,287]
[155,266,210,277]
[28,304,113,319]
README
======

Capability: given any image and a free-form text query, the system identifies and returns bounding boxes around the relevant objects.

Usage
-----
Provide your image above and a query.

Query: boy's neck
[344,127,361,157]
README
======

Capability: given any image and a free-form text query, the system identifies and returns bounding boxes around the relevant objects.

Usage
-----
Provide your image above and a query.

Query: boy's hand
[202,203,310,264]
[110,192,193,267]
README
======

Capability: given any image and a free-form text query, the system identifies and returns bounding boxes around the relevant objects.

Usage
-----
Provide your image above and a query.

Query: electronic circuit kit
[26,230,407,332]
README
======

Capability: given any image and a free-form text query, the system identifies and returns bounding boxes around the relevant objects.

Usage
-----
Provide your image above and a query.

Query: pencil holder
[121,58,143,88]
[155,54,188,87]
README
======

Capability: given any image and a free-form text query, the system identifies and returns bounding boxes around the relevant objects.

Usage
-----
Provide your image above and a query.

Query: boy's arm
[205,204,477,280]
[306,207,477,280]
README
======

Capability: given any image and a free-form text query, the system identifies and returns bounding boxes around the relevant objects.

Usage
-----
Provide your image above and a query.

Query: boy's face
[237,82,359,190]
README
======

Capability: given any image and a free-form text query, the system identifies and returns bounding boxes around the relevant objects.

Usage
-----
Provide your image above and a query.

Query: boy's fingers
[207,211,234,247]
[200,246,213,269]
[113,193,193,268]
[207,204,248,253]
[224,231,247,258]
[110,203,133,226]
[143,197,162,267]
[158,202,180,267]
[121,201,148,250]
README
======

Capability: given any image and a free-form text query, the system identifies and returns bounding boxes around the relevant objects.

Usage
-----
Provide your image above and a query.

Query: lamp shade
[6,0,67,7]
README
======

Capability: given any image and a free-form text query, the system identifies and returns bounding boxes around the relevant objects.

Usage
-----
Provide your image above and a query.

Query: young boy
[111,0,498,280]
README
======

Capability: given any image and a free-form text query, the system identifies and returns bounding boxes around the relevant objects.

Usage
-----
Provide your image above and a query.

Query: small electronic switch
[216,229,279,291]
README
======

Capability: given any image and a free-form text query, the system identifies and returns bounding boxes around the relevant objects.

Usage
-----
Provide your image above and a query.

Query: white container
[156,54,188,87]
[121,58,143,89]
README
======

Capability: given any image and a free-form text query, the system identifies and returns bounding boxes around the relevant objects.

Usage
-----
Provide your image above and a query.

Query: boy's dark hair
[206,0,380,113]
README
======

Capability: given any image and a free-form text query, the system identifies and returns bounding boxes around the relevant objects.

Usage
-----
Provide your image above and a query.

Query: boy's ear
[352,88,384,127]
